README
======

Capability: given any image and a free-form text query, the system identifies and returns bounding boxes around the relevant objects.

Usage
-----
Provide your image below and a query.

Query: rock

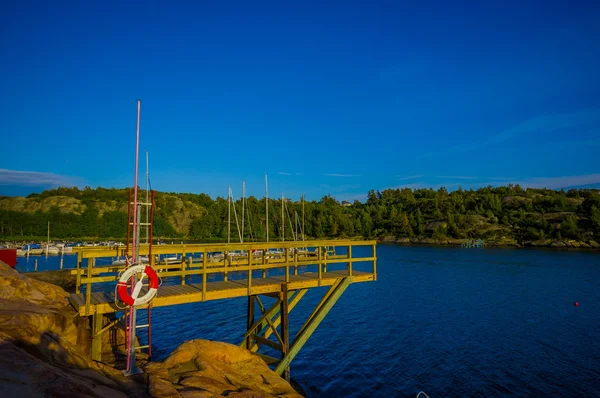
[0,336,128,398]
[550,241,567,248]
[146,340,302,398]
[0,264,67,305]
[588,240,600,248]
[28,269,77,292]
[0,264,301,398]
[0,262,138,397]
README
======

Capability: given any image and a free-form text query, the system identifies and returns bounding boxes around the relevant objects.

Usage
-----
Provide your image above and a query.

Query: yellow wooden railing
[71,240,377,315]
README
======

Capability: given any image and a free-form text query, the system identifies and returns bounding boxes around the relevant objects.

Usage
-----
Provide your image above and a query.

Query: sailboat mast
[281,194,284,242]
[145,150,149,244]
[265,173,269,242]
[241,181,245,243]
[302,193,305,241]
[228,185,231,244]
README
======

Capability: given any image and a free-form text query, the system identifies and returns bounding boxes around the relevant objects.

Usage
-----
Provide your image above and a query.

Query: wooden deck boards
[70,270,374,315]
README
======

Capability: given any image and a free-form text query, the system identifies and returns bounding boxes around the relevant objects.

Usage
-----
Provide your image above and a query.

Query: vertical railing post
[317,246,322,286]
[285,245,289,283]
[180,253,186,286]
[323,246,328,273]
[262,249,267,278]
[248,247,252,295]
[85,257,94,316]
[294,246,298,275]
[348,244,353,276]
[76,251,82,294]
[224,251,228,282]
[373,243,377,280]
[202,249,207,301]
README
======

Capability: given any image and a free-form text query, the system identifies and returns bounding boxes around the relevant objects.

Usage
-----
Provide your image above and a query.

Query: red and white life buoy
[117,264,159,306]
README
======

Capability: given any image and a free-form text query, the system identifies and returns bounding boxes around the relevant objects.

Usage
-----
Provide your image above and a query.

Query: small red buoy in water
[574,302,579,307]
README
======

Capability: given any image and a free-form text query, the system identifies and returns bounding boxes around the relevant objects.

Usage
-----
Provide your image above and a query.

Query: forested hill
[1,185,600,247]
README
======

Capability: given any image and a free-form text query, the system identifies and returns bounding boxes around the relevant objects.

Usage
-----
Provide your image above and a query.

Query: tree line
[1,185,599,243]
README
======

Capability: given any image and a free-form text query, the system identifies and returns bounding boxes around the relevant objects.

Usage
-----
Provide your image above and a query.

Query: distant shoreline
[378,236,600,250]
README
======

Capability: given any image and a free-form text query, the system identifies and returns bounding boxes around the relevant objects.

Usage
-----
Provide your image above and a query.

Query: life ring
[117,264,159,306]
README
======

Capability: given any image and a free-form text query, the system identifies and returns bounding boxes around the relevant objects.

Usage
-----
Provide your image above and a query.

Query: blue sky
[1,1,599,201]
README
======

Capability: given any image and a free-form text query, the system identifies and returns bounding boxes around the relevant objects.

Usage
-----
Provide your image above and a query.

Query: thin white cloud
[513,174,600,189]
[0,169,81,187]
[396,174,424,180]
[419,108,600,159]
[323,173,361,177]
[277,172,292,176]
[436,175,478,180]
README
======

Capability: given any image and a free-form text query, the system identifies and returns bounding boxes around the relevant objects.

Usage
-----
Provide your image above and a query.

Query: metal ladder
[123,189,155,363]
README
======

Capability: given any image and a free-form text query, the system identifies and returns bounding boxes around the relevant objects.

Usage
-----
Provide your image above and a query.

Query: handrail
[73,240,377,314]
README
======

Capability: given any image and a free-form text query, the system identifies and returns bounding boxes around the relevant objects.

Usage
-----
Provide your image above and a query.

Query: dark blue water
[22,245,600,397]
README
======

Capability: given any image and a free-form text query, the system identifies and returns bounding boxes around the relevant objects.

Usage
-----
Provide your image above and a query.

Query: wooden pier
[69,240,377,378]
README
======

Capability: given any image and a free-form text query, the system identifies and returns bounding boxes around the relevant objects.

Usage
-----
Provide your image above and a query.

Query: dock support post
[274,277,353,376]
[91,311,102,361]
[280,284,290,381]
[246,296,255,349]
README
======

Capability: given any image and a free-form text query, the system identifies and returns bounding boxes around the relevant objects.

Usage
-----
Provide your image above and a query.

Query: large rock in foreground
[146,340,302,398]
[0,262,303,397]
[0,262,138,397]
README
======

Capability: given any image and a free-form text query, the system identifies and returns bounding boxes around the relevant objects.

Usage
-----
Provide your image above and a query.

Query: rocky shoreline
[379,236,600,249]
[0,262,301,397]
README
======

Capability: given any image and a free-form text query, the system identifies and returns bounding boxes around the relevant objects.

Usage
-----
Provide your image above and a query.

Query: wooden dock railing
[71,240,377,316]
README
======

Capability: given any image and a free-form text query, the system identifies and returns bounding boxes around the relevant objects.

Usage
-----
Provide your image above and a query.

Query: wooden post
[248,247,252,296]
[246,296,255,349]
[323,247,328,273]
[180,257,186,286]
[294,247,298,275]
[224,251,228,282]
[285,246,289,283]
[202,250,207,301]
[76,252,82,294]
[348,245,353,276]
[262,249,267,278]
[373,244,377,280]
[317,246,322,286]
[91,312,102,361]
[280,284,290,381]
[85,258,95,316]
[34,259,38,272]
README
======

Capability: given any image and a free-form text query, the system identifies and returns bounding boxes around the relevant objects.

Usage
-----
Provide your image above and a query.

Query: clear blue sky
[1,1,599,201]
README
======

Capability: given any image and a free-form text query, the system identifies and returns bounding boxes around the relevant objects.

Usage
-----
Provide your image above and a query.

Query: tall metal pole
[132,100,141,264]
[228,185,231,244]
[281,194,285,242]
[265,173,269,242]
[46,222,50,256]
[126,99,142,375]
[145,150,149,244]
[241,181,245,243]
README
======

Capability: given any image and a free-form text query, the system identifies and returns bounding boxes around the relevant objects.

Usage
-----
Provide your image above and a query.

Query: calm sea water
[20,245,600,397]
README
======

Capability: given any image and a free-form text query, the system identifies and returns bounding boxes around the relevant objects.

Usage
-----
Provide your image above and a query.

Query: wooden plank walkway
[69,270,375,316]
